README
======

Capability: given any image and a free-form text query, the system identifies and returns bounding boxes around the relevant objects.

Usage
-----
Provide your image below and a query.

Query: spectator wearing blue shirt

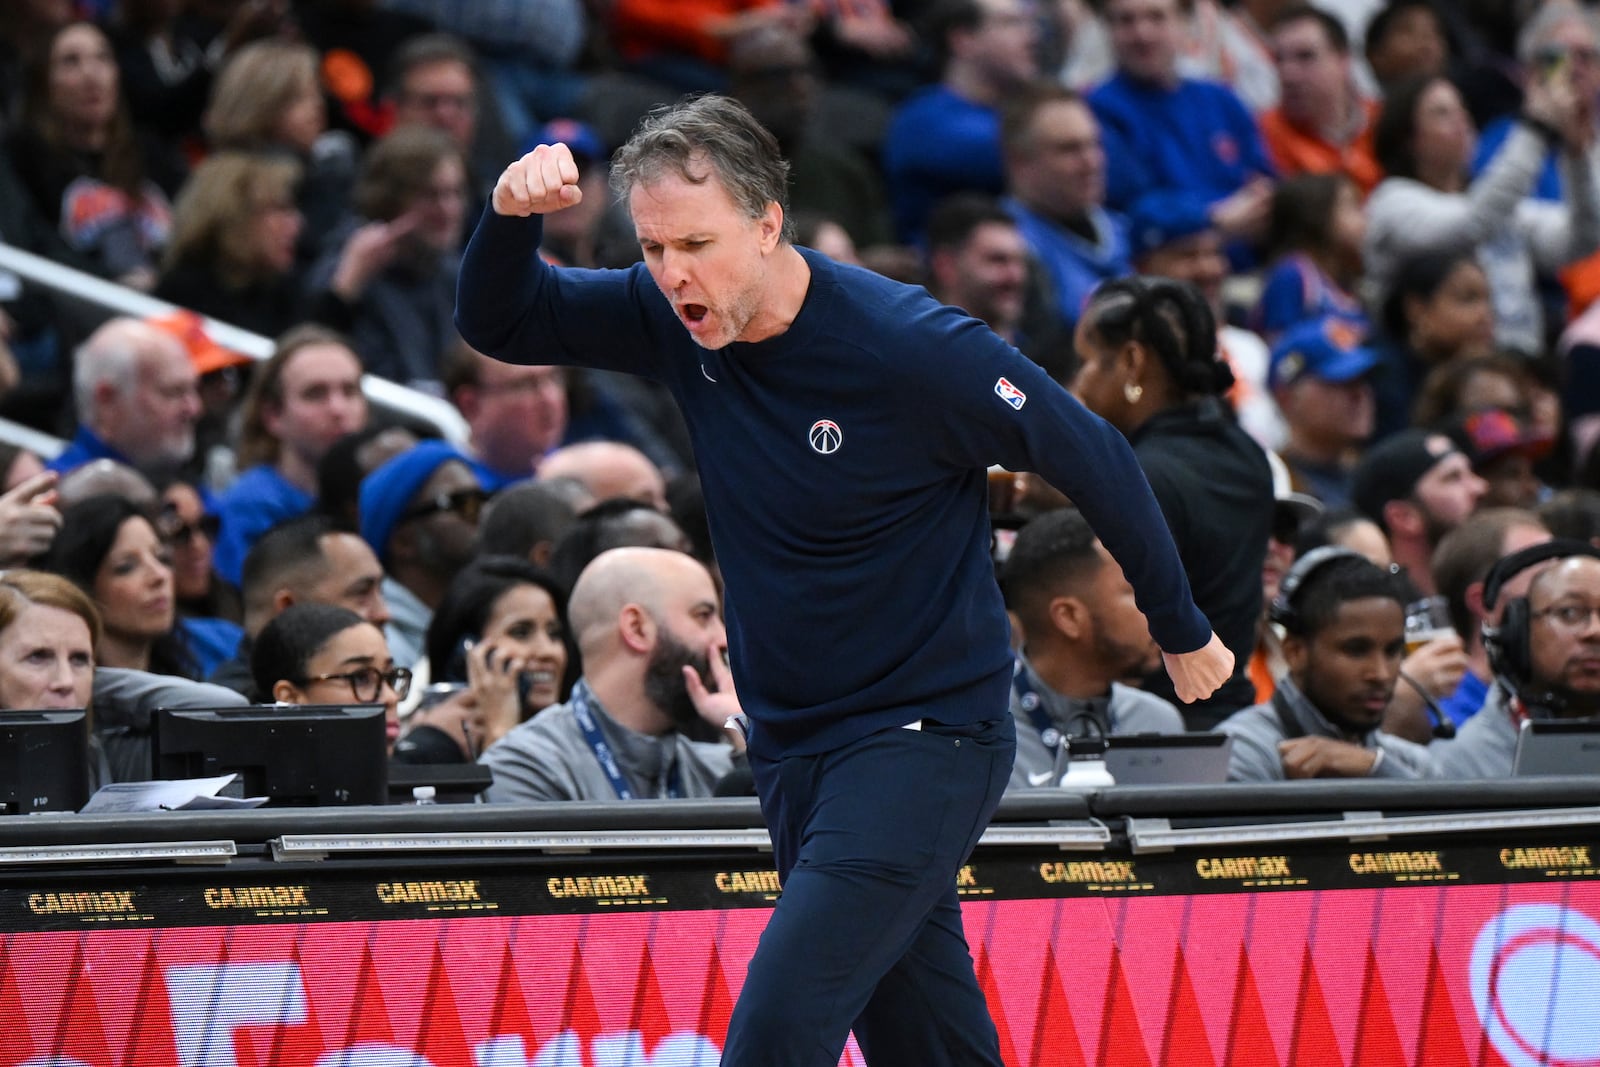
[882,0,1039,244]
[1254,173,1370,344]
[161,479,242,679]
[359,441,485,668]
[1426,508,1550,738]
[50,317,201,486]
[212,327,368,589]
[1469,4,1600,204]
[445,343,570,491]
[1089,0,1276,258]
[1268,317,1379,510]
[1000,83,1131,333]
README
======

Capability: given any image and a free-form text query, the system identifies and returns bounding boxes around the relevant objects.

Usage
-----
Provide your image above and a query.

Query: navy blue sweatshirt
[456,210,1211,758]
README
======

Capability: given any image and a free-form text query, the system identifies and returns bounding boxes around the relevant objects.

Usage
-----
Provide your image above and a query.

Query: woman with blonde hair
[204,39,354,251]
[155,151,305,336]
[0,569,109,791]
[0,569,99,713]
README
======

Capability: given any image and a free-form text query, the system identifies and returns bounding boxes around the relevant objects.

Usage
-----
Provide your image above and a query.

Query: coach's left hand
[1162,632,1234,704]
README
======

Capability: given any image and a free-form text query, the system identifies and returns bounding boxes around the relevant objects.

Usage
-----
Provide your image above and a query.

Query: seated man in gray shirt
[1217,548,1437,781]
[1000,508,1185,789]
[1436,542,1600,777]
[481,546,739,801]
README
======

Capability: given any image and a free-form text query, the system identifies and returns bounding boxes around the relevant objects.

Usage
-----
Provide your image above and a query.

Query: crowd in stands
[3,0,1600,805]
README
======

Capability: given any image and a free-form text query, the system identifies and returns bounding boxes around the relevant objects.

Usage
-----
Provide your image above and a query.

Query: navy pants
[722,717,1016,1067]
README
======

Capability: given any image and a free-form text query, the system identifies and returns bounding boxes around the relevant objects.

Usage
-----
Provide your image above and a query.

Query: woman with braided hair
[1073,275,1276,724]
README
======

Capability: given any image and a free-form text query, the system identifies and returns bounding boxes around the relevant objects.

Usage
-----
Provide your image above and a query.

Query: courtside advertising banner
[3,833,1598,1066]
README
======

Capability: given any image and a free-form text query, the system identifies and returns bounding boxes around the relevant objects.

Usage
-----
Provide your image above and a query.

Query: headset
[1482,539,1600,698]
[1270,546,1457,739]
[1269,546,1362,633]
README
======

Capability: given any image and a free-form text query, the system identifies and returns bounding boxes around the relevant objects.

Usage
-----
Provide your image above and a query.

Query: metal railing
[0,243,471,456]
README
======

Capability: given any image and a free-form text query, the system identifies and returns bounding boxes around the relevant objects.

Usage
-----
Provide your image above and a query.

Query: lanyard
[570,684,683,800]
[1011,659,1112,750]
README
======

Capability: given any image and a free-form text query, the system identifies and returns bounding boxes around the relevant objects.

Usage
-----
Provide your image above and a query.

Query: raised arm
[455,144,664,376]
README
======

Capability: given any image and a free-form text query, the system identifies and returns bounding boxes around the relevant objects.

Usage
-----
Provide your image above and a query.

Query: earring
[1124,381,1143,404]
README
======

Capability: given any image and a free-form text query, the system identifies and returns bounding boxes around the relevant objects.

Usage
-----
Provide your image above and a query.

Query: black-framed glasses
[300,666,413,702]
[157,507,220,546]
[401,488,489,525]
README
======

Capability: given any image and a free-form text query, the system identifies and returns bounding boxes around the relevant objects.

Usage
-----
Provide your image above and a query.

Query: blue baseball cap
[1127,194,1214,258]
[1269,317,1379,389]
[359,440,466,560]
[523,117,606,162]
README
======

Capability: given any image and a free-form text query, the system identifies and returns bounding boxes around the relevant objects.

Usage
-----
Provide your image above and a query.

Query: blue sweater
[211,464,315,588]
[1003,198,1131,329]
[455,210,1211,758]
[882,85,1007,245]
[1088,72,1274,217]
[47,426,129,475]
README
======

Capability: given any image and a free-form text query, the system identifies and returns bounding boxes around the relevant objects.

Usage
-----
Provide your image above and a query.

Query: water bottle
[1058,735,1116,791]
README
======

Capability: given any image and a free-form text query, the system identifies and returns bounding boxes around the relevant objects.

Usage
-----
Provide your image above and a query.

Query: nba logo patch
[994,377,1026,410]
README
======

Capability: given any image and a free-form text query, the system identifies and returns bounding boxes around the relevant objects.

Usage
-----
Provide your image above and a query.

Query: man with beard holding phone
[479,546,741,801]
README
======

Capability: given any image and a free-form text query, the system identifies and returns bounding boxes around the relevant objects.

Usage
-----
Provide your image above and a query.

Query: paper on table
[80,774,268,813]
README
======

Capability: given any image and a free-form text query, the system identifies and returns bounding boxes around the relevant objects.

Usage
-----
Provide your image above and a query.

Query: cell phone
[440,636,474,684]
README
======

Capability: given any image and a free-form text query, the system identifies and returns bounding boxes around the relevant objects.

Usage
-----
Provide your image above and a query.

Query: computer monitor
[1513,719,1600,776]
[0,709,88,814]
[152,704,387,806]
[1103,733,1233,786]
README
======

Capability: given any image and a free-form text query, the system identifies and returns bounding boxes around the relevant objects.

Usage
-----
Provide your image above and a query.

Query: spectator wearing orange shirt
[1259,5,1381,195]
[609,0,811,92]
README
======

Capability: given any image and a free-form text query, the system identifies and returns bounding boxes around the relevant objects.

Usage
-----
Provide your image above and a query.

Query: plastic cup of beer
[1404,596,1453,655]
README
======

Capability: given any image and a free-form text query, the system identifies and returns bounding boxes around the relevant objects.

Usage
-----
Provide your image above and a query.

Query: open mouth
[682,303,708,324]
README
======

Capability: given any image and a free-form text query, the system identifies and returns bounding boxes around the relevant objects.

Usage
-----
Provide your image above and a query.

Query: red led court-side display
[3,844,1599,1066]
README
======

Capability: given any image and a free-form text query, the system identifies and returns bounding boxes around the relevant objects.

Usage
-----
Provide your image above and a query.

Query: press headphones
[1271,546,1457,739]
[1482,539,1600,691]
[1269,546,1362,634]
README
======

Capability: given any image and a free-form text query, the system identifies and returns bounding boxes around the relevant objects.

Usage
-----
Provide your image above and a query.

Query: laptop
[1102,733,1233,786]
[1513,719,1600,776]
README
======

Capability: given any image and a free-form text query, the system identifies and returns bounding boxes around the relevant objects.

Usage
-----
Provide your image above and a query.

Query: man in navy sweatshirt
[455,94,1232,1067]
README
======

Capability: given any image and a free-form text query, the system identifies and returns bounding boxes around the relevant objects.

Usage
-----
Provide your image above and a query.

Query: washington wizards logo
[809,419,842,454]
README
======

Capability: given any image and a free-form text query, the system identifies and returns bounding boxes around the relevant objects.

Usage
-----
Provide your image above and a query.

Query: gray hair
[610,94,794,243]
[1516,1,1600,67]
[71,318,151,424]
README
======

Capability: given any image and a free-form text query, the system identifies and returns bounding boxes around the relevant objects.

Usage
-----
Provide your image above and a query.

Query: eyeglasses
[1531,604,1600,632]
[300,666,413,702]
[158,509,220,546]
[1523,604,1600,630]
[401,488,489,525]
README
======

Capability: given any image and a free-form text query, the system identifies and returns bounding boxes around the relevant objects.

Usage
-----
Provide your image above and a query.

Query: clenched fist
[493,143,585,217]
